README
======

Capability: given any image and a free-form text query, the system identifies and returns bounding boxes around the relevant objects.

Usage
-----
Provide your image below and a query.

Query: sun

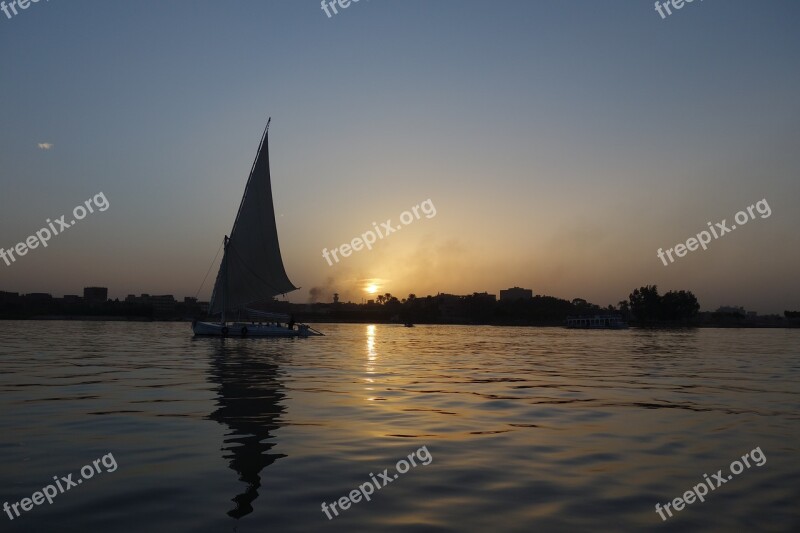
[366,284,379,294]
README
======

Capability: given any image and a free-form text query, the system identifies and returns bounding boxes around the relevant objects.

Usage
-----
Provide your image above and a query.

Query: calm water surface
[0,322,798,532]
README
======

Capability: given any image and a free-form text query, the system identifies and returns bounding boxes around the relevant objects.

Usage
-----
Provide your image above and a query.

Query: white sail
[208,120,298,315]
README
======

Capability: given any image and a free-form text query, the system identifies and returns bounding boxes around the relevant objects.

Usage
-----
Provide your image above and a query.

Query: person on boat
[288,315,295,330]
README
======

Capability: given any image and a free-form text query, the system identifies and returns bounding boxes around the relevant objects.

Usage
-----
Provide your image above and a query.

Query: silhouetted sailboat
[193,119,322,337]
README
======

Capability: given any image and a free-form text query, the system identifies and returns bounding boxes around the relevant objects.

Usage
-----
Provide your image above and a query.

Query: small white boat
[565,315,628,329]
[193,119,322,338]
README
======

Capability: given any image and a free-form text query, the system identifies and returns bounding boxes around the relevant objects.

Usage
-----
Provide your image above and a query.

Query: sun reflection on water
[365,324,376,399]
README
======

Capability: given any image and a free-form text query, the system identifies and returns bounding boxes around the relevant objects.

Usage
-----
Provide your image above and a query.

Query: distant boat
[565,315,628,329]
[193,119,322,338]
[404,323,414,328]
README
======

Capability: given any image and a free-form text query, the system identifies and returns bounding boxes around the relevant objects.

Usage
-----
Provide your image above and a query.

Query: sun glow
[366,284,379,294]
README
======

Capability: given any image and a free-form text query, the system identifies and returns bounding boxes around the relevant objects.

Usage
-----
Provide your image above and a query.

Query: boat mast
[221,235,229,325]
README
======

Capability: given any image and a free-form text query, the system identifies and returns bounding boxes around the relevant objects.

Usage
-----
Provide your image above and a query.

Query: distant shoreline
[1,316,796,328]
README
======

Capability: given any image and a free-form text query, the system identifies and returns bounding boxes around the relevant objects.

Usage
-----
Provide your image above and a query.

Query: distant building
[716,306,746,315]
[25,293,53,302]
[434,292,496,322]
[0,291,19,302]
[436,293,463,320]
[149,295,177,314]
[124,293,176,314]
[179,297,203,317]
[500,287,533,302]
[62,295,82,303]
[83,287,108,304]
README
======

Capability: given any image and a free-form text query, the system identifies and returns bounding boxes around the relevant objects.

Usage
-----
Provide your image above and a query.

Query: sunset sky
[1,1,798,313]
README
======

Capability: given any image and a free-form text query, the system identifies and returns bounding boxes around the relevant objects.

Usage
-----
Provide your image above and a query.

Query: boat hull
[192,321,319,338]
[565,323,629,329]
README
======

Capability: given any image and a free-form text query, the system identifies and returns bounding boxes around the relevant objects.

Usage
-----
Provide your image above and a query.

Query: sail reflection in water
[206,342,287,519]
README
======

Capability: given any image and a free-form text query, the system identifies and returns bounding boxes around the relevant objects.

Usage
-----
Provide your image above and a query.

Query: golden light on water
[366,324,376,363]
[365,325,377,400]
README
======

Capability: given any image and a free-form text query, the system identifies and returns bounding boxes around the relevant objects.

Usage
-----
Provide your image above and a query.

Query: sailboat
[192,118,322,338]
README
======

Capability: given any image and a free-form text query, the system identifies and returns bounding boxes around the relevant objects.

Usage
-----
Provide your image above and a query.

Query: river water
[0,322,797,532]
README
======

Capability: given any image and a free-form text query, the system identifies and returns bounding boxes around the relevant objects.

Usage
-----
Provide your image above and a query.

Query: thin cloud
[37,143,53,150]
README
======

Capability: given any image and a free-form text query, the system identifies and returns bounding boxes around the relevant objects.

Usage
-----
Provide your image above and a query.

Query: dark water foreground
[0,322,797,532]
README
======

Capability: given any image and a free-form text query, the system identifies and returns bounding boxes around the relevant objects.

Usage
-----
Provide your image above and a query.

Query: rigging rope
[194,239,224,300]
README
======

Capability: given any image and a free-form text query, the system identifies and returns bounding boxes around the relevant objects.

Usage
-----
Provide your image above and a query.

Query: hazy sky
[1,1,798,313]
